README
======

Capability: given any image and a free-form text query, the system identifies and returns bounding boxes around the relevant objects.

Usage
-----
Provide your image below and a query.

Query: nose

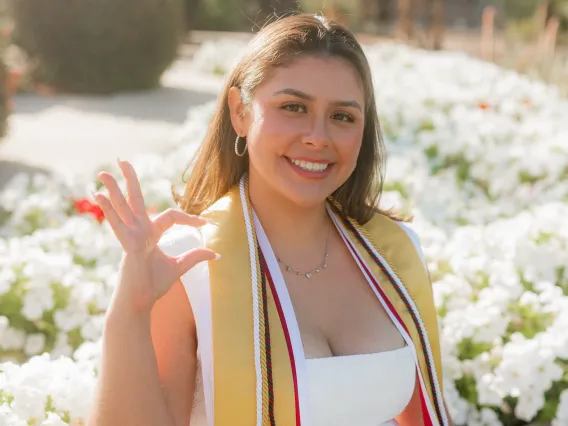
[301,117,330,149]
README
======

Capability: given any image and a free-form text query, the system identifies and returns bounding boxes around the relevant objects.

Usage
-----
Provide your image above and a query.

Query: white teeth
[290,158,329,172]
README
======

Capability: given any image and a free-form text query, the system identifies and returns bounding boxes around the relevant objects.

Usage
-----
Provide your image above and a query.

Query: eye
[331,112,355,123]
[281,103,307,113]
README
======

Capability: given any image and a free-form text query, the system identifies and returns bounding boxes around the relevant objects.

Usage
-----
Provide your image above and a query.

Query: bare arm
[86,159,215,426]
[151,280,198,425]
[88,278,197,426]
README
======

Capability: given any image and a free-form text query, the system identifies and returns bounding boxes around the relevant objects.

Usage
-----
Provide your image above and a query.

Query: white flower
[0,354,97,425]
[0,269,16,297]
[0,403,28,426]
[9,385,47,424]
[466,406,503,426]
[515,391,545,422]
[73,340,102,364]
[553,389,568,426]
[442,379,469,425]
[21,287,54,321]
[47,362,96,420]
[80,316,105,342]
[50,334,73,360]
[40,412,67,426]
[479,408,502,426]
[24,334,46,357]
[0,327,26,352]
[476,373,503,406]
[54,304,89,333]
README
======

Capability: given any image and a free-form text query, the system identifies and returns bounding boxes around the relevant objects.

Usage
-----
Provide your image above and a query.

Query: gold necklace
[275,221,330,279]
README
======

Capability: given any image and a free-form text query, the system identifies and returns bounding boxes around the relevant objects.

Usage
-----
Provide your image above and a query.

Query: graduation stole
[199,176,449,426]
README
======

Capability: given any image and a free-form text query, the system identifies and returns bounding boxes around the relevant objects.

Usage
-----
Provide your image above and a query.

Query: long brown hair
[173,14,404,224]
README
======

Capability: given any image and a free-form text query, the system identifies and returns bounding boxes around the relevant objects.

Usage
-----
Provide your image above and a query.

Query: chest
[280,231,406,359]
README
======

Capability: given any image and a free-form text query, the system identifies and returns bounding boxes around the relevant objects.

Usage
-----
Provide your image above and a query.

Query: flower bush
[1,39,568,425]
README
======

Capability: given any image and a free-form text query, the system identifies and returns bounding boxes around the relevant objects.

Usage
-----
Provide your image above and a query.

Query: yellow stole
[199,179,448,426]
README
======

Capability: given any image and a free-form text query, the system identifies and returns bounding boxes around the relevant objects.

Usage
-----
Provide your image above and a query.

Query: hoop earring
[234,135,248,157]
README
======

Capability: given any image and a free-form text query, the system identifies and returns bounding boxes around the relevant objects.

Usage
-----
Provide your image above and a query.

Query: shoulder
[394,220,427,268]
[364,211,427,269]
[158,224,204,258]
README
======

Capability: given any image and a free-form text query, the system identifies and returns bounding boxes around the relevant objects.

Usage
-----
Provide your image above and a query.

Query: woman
[88,14,452,426]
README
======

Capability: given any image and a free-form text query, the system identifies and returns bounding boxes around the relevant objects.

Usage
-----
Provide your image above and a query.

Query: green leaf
[457,338,493,361]
[455,374,479,404]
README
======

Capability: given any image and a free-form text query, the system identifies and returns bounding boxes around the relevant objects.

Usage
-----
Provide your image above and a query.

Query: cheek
[337,132,364,166]
[248,108,298,151]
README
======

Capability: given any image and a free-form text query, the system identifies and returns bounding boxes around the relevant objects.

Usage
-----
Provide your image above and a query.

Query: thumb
[176,248,220,277]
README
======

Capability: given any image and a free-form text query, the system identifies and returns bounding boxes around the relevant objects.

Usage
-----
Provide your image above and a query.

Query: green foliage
[550,0,568,30]
[457,338,493,361]
[506,303,554,338]
[11,0,184,94]
[455,374,479,405]
[192,0,263,31]
[537,378,568,421]
[189,0,302,31]
[0,277,86,361]
[0,390,14,405]
[500,0,543,20]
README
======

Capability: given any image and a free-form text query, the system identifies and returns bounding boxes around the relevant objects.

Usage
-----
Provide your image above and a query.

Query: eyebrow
[273,88,363,112]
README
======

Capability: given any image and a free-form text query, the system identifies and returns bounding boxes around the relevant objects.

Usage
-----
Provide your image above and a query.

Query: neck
[248,175,331,270]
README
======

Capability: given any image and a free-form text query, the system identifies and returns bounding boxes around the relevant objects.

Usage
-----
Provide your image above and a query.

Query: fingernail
[214,253,222,261]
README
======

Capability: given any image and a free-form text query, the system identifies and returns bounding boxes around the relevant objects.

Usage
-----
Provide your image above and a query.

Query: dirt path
[0,55,225,190]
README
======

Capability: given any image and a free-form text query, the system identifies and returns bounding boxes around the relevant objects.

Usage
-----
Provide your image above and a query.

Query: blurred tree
[191,0,257,30]
[359,0,392,32]
[360,0,379,29]
[428,0,445,49]
[397,0,415,40]
[378,0,393,22]
[184,0,202,31]
[549,0,568,30]
[396,0,445,49]
[12,0,184,94]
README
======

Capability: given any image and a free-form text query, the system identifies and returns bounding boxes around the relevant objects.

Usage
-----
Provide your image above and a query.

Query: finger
[92,192,129,240]
[176,248,220,277]
[153,209,209,234]
[118,159,148,217]
[97,172,136,226]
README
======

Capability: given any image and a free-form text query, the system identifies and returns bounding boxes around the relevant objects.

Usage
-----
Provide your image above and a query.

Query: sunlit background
[0,1,567,425]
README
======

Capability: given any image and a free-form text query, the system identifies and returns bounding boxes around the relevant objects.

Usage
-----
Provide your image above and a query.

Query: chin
[277,181,335,209]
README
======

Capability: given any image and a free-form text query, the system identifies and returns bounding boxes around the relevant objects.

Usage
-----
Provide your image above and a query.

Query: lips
[285,156,334,179]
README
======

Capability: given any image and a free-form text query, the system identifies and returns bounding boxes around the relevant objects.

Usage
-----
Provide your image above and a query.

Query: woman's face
[230,55,365,208]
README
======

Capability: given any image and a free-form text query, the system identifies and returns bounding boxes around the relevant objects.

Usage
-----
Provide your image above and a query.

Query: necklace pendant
[305,273,312,279]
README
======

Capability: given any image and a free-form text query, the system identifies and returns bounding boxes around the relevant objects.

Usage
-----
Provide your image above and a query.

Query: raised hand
[92,158,218,313]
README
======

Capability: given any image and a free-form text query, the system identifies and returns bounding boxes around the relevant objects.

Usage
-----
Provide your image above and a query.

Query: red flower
[478,102,490,110]
[73,198,105,223]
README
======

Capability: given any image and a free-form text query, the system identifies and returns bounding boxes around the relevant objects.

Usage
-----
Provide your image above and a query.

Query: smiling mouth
[286,157,331,172]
